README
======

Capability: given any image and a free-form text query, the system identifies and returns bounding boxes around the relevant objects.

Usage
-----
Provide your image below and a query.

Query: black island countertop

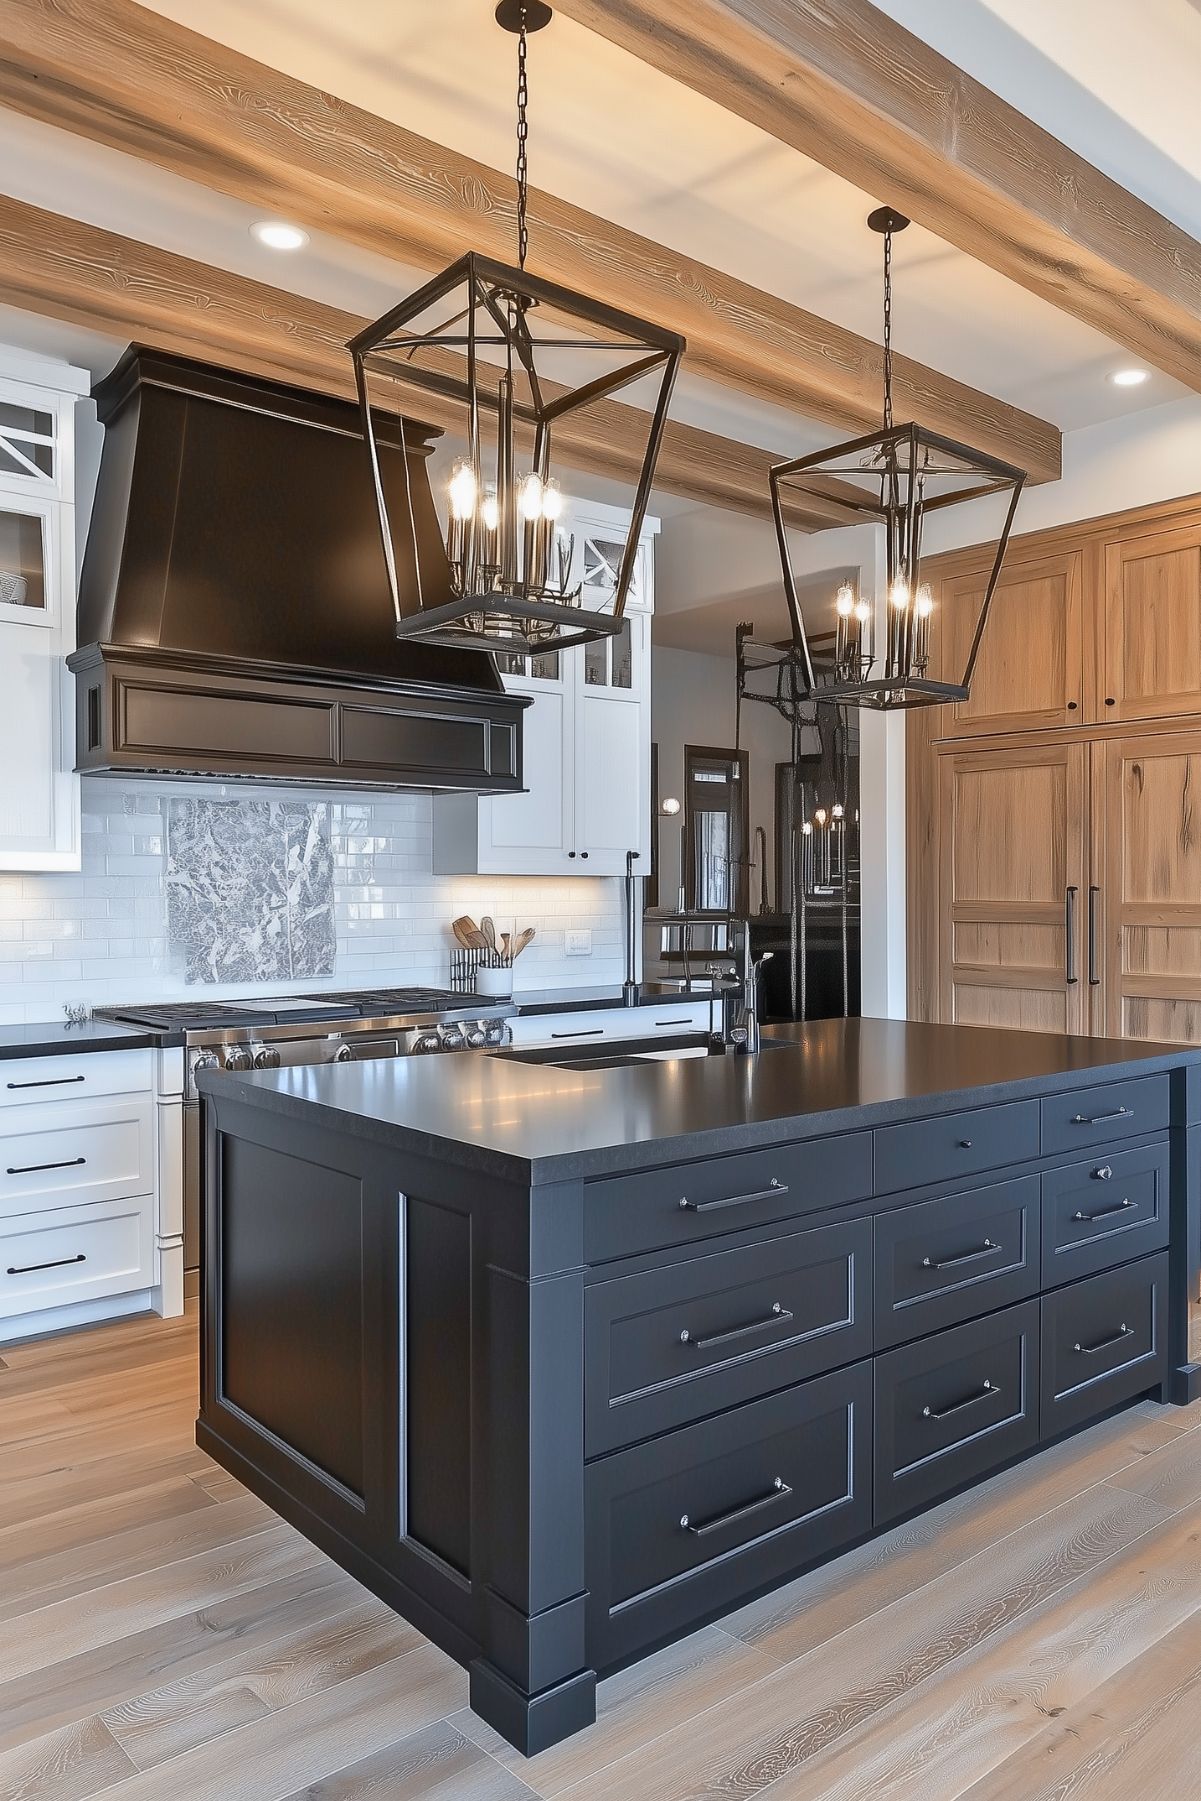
[200,1015,1201,1183]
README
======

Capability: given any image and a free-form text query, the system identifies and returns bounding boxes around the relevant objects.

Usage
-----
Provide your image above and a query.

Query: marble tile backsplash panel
[0,777,624,1022]
[166,799,335,985]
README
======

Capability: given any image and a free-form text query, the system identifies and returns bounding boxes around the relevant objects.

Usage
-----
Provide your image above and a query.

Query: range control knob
[333,1043,355,1063]
[440,1026,466,1052]
[254,1046,281,1069]
[484,1020,511,1047]
[222,1045,252,1072]
[193,1050,219,1076]
[465,1023,488,1049]
[412,1032,442,1054]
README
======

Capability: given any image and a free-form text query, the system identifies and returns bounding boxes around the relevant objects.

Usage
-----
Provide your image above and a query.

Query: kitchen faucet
[709,922,773,1054]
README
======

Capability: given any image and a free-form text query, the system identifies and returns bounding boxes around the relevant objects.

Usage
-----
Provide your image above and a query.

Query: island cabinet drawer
[0,1196,153,1321]
[585,1360,872,1671]
[874,1177,1040,1349]
[1041,1145,1169,1287]
[585,1218,872,1454]
[874,1300,1039,1524]
[1040,1075,1170,1157]
[583,1132,872,1264]
[0,1049,153,1110]
[1041,1252,1168,1438]
[873,1101,1039,1197]
[0,1098,155,1219]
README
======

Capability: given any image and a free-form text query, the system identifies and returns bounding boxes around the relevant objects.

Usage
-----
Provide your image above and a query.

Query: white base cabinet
[434,500,655,878]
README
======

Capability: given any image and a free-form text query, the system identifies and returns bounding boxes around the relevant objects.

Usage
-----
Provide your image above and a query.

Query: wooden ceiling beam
[0,0,1059,484]
[0,192,854,529]
[554,0,1201,393]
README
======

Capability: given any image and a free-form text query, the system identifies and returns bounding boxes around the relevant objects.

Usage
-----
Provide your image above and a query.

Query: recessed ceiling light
[250,220,309,252]
[1109,367,1150,387]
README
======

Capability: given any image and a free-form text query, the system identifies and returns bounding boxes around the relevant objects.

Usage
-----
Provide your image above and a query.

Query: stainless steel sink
[494,1036,796,1073]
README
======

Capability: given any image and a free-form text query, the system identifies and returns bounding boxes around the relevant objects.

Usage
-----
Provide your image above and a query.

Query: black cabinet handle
[550,1028,604,1040]
[1087,885,1101,986]
[6,1156,86,1176]
[922,1379,1000,1421]
[679,1178,787,1214]
[6,1252,86,1276]
[6,1074,85,1090]
[1072,1197,1137,1223]
[680,1301,792,1353]
[921,1238,999,1272]
[680,1475,791,1537]
[1074,1323,1133,1355]
[1072,1106,1132,1126]
[1065,886,1078,984]
[581,851,589,859]
[568,851,577,859]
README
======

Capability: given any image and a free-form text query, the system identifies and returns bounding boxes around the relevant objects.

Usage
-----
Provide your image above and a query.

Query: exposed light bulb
[801,820,813,836]
[518,472,544,521]
[835,582,855,618]
[448,460,477,521]
[541,479,564,521]
[832,803,844,819]
[854,599,871,624]
[916,583,934,619]
[815,807,828,827]
[890,578,911,610]
[481,489,500,533]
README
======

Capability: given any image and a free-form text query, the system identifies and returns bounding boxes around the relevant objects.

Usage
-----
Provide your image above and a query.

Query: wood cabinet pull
[6,1252,86,1276]
[680,1476,790,1537]
[6,1074,85,1090]
[679,1301,792,1353]
[921,1239,998,1272]
[922,1379,1000,1421]
[1072,1198,1137,1224]
[6,1156,86,1176]
[1074,1323,1133,1355]
[678,1178,787,1214]
[1071,1106,1132,1126]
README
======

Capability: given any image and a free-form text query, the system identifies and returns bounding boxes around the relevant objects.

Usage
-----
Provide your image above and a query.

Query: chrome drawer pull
[1074,1323,1133,1355]
[5,1156,86,1176]
[680,1475,791,1537]
[1094,1165,1113,1181]
[921,1239,998,1272]
[680,1301,792,1353]
[5,1074,85,1090]
[1072,1198,1137,1223]
[678,1177,787,1214]
[922,1379,1000,1421]
[6,1252,86,1276]
[1071,1106,1132,1126]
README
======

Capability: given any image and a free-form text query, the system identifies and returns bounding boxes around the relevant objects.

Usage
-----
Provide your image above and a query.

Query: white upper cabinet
[0,349,88,872]
[433,499,655,878]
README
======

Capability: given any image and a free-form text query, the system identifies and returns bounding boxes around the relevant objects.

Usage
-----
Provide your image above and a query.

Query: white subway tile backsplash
[0,776,624,1020]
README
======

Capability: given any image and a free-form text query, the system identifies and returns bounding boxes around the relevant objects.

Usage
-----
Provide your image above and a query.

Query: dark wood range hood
[69,348,527,790]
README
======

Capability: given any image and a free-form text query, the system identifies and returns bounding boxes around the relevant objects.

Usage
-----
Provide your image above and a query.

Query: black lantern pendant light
[349,0,684,655]
[769,208,1027,710]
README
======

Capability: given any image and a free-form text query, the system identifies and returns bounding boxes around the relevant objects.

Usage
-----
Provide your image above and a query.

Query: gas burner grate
[314,988,480,1014]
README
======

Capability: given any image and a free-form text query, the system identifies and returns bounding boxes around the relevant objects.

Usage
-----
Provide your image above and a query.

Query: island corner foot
[469,1659,598,1757]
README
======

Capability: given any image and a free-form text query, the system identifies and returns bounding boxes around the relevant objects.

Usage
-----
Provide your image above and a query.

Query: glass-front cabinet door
[0,493,54,625]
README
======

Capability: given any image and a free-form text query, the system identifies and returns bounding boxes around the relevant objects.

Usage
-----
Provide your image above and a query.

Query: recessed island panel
[197,1018,1201,1756]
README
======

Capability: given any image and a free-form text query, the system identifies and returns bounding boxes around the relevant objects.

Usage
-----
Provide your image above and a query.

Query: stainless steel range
[95,988,515,1276]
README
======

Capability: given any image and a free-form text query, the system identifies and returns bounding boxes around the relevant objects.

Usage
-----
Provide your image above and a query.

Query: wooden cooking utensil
[500,932,512,961]
[452,915,486,950]
[512,927,536,957]
[480,916,498,953]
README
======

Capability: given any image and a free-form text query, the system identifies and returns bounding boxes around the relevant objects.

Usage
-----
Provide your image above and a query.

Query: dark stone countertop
[199,1015,1201,1184]
[511,982,715,1016]
[0,1018,159,1060]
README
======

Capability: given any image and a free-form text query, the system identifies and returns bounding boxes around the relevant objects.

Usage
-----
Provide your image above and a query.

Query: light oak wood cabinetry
[910,493,1201,1046]
[937,743,1088,1034]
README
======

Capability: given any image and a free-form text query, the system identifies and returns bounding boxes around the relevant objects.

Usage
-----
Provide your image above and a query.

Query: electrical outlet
[565,929,592,956]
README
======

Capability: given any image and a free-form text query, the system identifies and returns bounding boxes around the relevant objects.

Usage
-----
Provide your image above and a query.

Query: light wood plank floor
[3,1307,1201,1799]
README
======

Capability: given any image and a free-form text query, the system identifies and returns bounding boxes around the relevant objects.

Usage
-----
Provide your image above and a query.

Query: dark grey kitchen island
[196,1018,1201,1755]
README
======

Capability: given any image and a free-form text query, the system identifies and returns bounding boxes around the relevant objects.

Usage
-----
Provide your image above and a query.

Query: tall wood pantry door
[1092,732,1201,1045]
[937,743,1090,1033]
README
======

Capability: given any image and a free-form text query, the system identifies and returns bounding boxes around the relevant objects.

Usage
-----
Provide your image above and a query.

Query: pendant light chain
[881,221,894,435]
[516,6,531,270]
